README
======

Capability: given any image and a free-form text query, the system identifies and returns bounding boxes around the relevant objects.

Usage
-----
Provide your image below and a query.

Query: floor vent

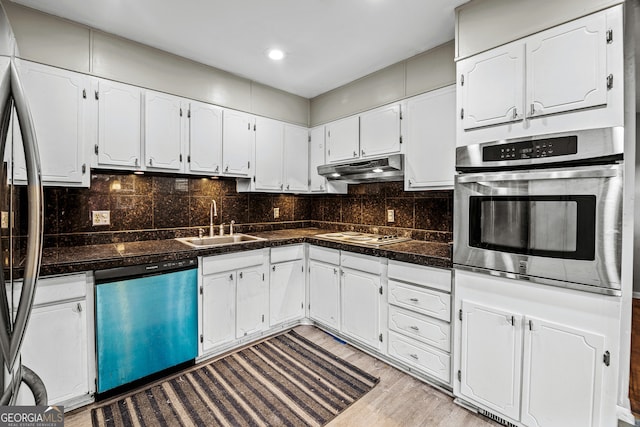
[477,408,517,427]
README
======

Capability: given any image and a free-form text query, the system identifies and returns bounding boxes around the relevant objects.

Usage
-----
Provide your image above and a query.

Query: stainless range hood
[317,153,403,183]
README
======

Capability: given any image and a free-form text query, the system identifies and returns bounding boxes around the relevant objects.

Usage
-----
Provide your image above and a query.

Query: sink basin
[175,234,266,248]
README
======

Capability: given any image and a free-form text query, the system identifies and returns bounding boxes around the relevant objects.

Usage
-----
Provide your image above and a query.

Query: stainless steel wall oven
[454,128,624,295]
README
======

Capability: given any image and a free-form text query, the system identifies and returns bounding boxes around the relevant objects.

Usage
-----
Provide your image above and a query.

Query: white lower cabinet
[454,270,619,427]
[199,250,268,356]
[308,247,341,330]
[11,273,93,408]
[340,253,384,352]
[269,245,305,326]
[387,261,452,386]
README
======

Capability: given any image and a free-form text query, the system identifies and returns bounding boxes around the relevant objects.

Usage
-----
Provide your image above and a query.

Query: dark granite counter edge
[38,232,452,277]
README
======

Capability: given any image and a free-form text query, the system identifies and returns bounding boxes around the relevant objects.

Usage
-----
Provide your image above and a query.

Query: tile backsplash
[37,173,452,247]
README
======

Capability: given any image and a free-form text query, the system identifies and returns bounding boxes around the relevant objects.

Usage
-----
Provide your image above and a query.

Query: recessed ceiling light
[267,49,285,61]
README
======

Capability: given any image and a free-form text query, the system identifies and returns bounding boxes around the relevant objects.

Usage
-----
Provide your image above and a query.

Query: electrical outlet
[274,207,280,219]
[92,210,110,226]
[387,209,395,223]
[1,211,9,229]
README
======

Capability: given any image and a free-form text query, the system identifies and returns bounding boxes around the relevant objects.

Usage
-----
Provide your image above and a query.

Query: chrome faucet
[209,200,217,237]
[230,220,235,236]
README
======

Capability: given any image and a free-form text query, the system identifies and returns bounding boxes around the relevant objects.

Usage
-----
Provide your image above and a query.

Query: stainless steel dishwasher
[94,258,198,397]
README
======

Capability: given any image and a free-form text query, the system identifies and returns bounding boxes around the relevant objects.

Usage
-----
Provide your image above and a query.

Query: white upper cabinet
[359,103,402,158]
[405,86,456,190]
[326,115,359,163]
[526,12,607,119]
[222,109,254,176]
[254,116,284,191]
[92,78,142,170]
[308,126,326,192]
[16,60,90,187]
[144,90,185,172]
[283,124,309,192]
[187,100,223,175]
[459,44,524,130]
[457,5,622,145]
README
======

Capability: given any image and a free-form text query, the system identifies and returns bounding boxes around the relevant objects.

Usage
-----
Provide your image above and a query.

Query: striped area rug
[91,329,379,426]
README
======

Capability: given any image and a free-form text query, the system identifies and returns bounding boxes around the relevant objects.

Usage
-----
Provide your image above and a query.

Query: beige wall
[310,41,456,126]
[2,1,309,126]
[455,0,624,60]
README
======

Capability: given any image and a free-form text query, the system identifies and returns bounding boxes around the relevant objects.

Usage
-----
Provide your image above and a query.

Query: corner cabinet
[454,269,620,427]
[404,86,455,190]
[15,60,90,187]
[456,5,623,145]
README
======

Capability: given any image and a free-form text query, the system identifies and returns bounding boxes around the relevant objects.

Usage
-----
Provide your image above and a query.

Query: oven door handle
[456,166,620,183]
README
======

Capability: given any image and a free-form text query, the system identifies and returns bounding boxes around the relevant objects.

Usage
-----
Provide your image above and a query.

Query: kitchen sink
[175,234,266,248]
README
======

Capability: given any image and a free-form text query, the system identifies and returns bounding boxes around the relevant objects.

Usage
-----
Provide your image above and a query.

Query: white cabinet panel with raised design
[309,126,327,192]
[201,271,236,354]
[222,109,254,176]
[326,115,359,163]
[359,103,402,158]
[341,267,383,352]
[91,78,142,171]
[308,259,340,330]
[236,267,268,338]
[269,259,305,326]
[405,86,455,190]
[254,116,284,191]
[187,100,223,175]
[144,90,185,172]
[16,60,89,186]
[283,124,309,192]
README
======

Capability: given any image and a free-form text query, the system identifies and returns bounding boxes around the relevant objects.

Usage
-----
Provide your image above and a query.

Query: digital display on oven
[482,136,578,162]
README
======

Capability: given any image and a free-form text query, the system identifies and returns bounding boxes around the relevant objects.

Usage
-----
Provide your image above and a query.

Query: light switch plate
[387,209,395,223]
[274,207,280,219]
[92,210,110,226]
[1,211,9,229]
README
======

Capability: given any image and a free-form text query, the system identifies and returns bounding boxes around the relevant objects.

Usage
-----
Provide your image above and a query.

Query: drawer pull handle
[409,325,419,331]
[409,298,419,302]
[409,353,419,360]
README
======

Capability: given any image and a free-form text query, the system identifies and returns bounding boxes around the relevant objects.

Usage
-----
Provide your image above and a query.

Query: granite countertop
[39,227,452,276]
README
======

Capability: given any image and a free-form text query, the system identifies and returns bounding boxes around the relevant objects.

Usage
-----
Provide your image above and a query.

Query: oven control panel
[483,136,577,161]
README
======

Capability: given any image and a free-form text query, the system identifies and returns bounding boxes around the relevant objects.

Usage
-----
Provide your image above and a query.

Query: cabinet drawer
[202,250,265,275]
[388,306,450,352]
[341,252,382,274]
[388,280,450,321]
[388,331,451,384]
[388,260,451,293]
[309,246,340,264]
[270,245,304,263]
[9,273,87,307]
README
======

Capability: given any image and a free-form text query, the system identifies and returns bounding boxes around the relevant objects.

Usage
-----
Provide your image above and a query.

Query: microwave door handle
[456,166,619,184]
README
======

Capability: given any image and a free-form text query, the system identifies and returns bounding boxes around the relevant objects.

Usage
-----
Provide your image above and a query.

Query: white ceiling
[11,0,468,98]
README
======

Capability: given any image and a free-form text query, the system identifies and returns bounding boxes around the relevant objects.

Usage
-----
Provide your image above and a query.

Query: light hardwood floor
[66,325,499,427]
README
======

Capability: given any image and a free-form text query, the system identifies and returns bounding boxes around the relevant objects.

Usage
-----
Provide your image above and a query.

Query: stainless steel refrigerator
[0,2,46,405]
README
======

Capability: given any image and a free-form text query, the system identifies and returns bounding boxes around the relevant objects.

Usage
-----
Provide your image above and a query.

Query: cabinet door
[308,260,340,329]
[309,126,327,192]
[144,90,184,171]
[201,272,236,353]
[283,124,309,192]
[359,103,401,157]
[222,109,253,176]
[459,44,524,130]
[269,260,305,326]
[459,300,522,422]
[95,79,142,169]
[526,13,607,118]
[188,101,223,174]
[236,266,267,338]
[326,116,359,163]
[254,117,283,190]
[19,301,88,405]
[521,316,605,427]
[17,60,89,186]
[405,86,455,190]
[341,268,382,351]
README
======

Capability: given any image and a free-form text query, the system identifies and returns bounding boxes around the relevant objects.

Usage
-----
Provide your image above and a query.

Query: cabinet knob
[135,158,139,167]
[530,103,535,116]
[225,165,229,172]
[333,268,337,275]
[280,184,283,190]
[353,150,357,157]
[361,149,365,156]
[229,274,233,281]
[409,297,419,303]
[409,325,419,331]
[215,165,219,172]
[272,265,276,271]
[239,272,243,279]
[286,184,290,190]
[513,108,518,119]
[149,158,153,166]
[76,303,82,313]
[409,353,419,360]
